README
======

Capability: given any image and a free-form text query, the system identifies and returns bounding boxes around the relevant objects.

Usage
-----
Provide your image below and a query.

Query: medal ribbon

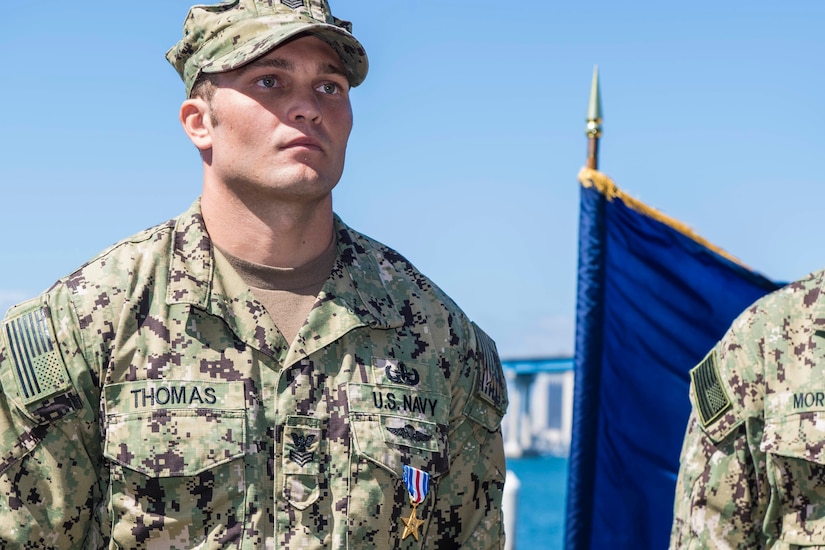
[403,465,430,504]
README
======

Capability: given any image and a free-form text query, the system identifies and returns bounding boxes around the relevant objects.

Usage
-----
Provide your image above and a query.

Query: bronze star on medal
[401,506,425,541]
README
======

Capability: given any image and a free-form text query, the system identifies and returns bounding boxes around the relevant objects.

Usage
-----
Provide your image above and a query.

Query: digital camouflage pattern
[0,200,508,549]
[166,0,368,97]
[671,268,825,549]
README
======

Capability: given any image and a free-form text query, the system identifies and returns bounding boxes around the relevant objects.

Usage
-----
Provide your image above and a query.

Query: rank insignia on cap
[690,349,731,428]
[3,306,71,406]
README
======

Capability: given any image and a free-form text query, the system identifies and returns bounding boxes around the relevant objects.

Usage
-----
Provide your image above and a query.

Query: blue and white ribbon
[403,465,430,505]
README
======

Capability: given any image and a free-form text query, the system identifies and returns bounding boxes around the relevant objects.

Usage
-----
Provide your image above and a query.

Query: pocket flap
[104,381,246,477]
[762,391,825,463]
[348,382,448,477]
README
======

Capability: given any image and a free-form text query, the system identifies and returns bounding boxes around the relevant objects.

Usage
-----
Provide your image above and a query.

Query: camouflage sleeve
[670,320,770,549]
[0,290,102,547]
[430,322,508,549]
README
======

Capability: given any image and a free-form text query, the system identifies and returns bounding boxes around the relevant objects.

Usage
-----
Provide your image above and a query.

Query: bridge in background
[501,357,574,458]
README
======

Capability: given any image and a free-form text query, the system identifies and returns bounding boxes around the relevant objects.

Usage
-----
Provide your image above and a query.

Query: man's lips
[281,137,323,152]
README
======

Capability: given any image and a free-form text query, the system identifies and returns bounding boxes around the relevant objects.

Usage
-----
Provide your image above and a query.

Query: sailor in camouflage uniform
[671,269,825,548]
[0,1,508,548]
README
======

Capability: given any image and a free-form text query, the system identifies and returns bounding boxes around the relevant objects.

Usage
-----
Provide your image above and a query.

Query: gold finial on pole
[586,65,603,170]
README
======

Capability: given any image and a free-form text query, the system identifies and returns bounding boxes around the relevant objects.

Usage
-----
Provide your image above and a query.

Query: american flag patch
[690,349,731,428]
[4,307,69,404]
[472,323,508,414]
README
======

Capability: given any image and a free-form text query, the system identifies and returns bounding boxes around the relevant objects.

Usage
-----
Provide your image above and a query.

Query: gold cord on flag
[578,167,751,269]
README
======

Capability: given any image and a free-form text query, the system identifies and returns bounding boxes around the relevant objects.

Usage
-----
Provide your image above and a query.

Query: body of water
[506,455,568,549]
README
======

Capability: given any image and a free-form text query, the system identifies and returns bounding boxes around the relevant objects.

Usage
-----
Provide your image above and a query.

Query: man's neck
[200,185,335,269]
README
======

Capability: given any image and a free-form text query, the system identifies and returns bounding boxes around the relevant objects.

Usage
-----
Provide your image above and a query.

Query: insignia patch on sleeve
[690,349,731,428]
[472,323,508,415]
[3,306,72,406]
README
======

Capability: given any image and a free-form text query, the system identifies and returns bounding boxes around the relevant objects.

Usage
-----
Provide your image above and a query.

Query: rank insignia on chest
[400,465,430,541]
[289,433,316,466]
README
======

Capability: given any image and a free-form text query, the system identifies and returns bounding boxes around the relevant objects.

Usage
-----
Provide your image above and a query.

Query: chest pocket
[103,380,247,549]
[347,381,449,476]
[762,411,825,547]
[345,379,449,547]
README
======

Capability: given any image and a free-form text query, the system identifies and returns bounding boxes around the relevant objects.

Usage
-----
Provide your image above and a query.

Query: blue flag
[564,169,783,549]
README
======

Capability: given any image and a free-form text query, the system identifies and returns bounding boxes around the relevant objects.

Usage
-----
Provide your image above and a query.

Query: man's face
[200,35,353,203]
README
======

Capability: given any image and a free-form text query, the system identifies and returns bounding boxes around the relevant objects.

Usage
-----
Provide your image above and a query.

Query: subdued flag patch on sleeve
[472,323,508,415]
[3,306,71,406]
[690,349,731,428]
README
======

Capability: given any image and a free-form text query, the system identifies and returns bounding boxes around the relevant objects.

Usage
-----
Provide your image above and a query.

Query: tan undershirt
[216,238,337,346]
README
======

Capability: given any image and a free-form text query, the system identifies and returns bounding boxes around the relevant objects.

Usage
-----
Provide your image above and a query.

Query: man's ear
[180,98,213,151]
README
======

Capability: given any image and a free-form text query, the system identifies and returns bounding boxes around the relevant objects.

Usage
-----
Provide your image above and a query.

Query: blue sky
[1,1,823,359]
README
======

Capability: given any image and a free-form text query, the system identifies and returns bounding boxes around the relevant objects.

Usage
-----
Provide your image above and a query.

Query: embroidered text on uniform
[793,392,825,409]
[372,391,438,415]
[130,385,218,408]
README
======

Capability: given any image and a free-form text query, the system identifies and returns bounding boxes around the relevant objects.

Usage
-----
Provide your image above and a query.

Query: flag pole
[565,64,606,549]
[586,65,602,170]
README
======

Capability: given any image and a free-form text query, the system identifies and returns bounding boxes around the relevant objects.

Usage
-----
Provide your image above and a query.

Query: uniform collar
[330,215,406,330]
[166,199,405,332]
[165,199,215,309]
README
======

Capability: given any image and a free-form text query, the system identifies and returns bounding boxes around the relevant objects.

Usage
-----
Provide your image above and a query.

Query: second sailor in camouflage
[671,268,825,548]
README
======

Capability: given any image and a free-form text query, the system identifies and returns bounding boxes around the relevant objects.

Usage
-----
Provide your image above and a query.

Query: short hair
[190,72,219,103]
[189,72,220,126]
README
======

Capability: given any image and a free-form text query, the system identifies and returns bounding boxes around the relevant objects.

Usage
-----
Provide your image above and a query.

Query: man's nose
[288,87,322,123]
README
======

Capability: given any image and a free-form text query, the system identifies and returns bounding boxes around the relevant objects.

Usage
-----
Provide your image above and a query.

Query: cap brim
[200,20,368,88]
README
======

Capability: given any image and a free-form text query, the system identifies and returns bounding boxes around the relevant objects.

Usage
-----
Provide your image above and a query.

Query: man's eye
[318,82,340,94]
[257,76,278,88]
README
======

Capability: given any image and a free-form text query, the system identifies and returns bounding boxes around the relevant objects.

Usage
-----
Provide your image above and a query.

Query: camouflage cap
[166,0,368,97]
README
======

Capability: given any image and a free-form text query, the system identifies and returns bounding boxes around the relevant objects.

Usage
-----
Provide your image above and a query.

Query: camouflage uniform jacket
[671,268,825,549]
[0,200,508,549]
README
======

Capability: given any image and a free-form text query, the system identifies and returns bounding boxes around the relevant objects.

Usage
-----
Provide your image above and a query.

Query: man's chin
[269,166,342,193]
